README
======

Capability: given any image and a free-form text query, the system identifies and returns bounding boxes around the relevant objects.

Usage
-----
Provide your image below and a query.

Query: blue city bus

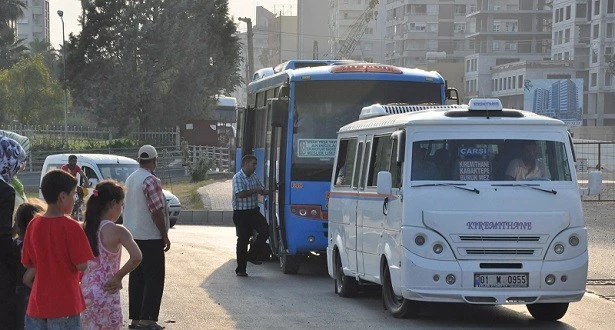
[236,60,458,274]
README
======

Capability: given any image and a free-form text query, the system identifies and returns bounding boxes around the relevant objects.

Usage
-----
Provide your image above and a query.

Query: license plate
[474,273,529,288]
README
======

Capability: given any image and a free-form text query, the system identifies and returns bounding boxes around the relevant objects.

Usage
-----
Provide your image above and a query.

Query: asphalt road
[116,224,615,330]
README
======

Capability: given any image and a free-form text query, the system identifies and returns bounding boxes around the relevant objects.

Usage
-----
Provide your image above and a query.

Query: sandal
[139,323,165,330]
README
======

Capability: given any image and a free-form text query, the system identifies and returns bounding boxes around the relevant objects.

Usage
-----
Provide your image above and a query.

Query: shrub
[190,158,210,182]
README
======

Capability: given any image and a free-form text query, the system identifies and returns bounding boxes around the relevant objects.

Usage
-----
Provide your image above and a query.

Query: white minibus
[327,99,602,321]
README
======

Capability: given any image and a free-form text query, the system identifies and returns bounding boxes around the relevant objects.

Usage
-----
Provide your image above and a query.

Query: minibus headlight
[569,235,579,246]
[415,235,425,246]
[545,274,556,285]
[554,243,565,254]
[433,243,443,254]
[445,274,456,285]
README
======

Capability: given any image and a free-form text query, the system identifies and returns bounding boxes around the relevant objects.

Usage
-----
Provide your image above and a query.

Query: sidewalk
[177,180,234,226]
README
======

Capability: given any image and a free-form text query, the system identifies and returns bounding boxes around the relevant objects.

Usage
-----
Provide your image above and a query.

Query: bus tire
[334,249,358,297]
[526,303,568,321]
[280,254,300,274]
[381,261,419,318]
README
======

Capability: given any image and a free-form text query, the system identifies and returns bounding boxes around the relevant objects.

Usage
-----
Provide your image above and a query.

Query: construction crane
[335,0,379,60]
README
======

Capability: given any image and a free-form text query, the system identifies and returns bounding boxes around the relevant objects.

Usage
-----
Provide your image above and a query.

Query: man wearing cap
[123,145,169,330]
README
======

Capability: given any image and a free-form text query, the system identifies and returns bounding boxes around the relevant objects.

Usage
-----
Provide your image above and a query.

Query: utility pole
[57,10,68,143]
[238,17,254,79]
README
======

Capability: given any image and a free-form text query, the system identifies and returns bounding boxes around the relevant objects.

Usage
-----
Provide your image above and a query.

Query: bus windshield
[291,80,442,181]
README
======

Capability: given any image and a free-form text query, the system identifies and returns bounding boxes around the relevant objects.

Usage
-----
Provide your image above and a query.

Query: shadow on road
[201,256,575,329]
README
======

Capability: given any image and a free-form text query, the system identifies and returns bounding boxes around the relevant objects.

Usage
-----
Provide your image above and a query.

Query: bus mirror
[446,87,460,105]
[270,98,288,127]
[391,130,405,163]
[377,171,392,195]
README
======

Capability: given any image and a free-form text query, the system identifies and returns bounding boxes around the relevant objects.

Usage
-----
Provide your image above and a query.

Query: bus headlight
[433,243,443,254]
[569,235,579,246]
[299,209,307,216]
[554,243,565,254]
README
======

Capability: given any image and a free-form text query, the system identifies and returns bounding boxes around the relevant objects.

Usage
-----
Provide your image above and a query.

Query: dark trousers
[129,239,165,322]
[233,207,269,273]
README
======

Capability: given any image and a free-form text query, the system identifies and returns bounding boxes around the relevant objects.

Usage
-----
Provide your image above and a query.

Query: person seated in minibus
[505,140,551,181]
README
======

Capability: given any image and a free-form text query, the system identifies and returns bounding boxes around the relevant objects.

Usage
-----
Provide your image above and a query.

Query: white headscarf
[0,137,26,183]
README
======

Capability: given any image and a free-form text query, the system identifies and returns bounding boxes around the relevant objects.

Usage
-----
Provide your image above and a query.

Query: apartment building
[298,0,330,60]
[384,0,476,68]
[464,0,552,100]
[16,0,50,46]
[551,0,615,126]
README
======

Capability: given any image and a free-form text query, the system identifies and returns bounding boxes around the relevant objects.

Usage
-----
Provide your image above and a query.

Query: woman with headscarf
[0,136,27,328]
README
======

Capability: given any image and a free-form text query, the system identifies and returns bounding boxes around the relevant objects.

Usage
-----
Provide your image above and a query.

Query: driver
[505,141,551,181]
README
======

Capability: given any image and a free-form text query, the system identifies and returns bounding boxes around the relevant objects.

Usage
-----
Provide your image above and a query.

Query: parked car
[40,154,181,227]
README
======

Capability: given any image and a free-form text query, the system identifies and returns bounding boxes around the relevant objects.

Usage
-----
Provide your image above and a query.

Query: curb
[178,210,234,226]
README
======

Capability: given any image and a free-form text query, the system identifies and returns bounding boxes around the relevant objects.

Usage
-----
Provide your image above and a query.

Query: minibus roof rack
[359,103,465,120]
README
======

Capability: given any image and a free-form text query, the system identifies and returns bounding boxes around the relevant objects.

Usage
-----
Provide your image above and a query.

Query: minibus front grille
[465,249,536,255]
[459,235,541,242]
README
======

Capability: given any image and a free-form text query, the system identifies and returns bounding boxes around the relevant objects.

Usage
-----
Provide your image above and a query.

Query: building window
[466,60,470,72]
[577,4,587,18]
[427,5,438,15]
[608,0,614,13]
[454,22,466,33]
[518,75,523,88]
[565,28,570,43]
[607,23,614,38]
[454,5,466,15]
[564,51,570,60]
[591,72,597,86]
[566,5,571,19]
[427,23,438,32]
[594,0,600,15]
[606,72,613,86]
[593,24,599,39]
[592,49,598,63]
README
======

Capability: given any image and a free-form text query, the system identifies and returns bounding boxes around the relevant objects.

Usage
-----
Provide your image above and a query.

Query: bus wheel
[382,261,419,318]
[334,250,357,297]
[280,254,300,274]
[526,303,568,321]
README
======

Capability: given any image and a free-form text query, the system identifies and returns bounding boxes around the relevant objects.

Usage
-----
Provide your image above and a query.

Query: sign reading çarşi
[297,139,337,158]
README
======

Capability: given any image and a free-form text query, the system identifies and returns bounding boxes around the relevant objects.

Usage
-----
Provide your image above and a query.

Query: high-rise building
[384,0,476,68]
[16,0,50,47]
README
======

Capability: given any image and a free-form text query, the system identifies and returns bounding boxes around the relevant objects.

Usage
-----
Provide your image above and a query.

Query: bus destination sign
[298,139,337,158]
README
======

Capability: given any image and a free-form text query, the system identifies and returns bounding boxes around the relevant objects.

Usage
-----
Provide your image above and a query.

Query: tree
[68,0,242,133]
[0,0,27,69]
[0,55,65,125]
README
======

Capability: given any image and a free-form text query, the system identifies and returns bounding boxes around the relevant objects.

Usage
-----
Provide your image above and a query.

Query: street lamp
[57,10,67,142]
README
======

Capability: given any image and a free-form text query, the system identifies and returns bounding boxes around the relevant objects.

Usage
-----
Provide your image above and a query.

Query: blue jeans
[25,314,80,330]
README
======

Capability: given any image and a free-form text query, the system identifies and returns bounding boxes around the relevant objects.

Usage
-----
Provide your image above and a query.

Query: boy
[21,170,94,329]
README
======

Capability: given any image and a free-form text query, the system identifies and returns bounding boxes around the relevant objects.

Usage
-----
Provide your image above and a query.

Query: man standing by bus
[232,154,269,277]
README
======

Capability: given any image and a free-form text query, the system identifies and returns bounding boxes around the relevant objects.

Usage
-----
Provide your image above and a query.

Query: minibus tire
[334,250,357,297]
[526,303,568,321]
[382,262,419,318]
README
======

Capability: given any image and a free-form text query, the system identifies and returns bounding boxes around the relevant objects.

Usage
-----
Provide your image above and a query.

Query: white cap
[137,145,158,160]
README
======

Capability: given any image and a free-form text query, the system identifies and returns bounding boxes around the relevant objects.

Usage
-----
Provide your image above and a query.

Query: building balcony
[467,9,551,19]
[466,31,551,39]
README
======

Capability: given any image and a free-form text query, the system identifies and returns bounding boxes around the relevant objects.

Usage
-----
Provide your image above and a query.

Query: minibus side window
[390,138,402,188]
[359,141,371,189]
[334,138,358,186]
[367,135,393,187]
[352,142,364,189]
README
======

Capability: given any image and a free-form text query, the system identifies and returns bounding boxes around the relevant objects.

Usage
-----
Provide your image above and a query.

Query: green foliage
[0,55,65,125]
[189,158,210,183]
[0,0,27,68]
[68,0,242,133]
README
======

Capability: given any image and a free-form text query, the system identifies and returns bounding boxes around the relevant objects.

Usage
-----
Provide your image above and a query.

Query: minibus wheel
[526,303,568,321]
[382,261,419,318]
[280,254,300,274]
[334,249,357,297]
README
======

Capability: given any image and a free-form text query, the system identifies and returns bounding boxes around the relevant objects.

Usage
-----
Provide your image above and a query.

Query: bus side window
[367,135,393,187]
[335,138,358,186]
[352,142,364,189]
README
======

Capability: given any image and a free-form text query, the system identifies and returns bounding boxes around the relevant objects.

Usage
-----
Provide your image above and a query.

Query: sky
[49,0,296,49]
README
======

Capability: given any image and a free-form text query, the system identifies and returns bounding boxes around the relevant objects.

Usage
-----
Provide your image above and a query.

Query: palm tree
[0,0,27,68]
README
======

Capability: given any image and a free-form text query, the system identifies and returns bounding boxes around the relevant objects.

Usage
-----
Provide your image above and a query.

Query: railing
[186,145,234,173]
[574,141,615,201]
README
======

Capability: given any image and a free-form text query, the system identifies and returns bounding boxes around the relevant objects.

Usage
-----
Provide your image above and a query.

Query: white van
[326,99,602,321]
[40,154,181,227]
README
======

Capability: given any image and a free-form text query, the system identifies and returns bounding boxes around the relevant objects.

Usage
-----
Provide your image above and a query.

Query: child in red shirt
[21,170,94,329]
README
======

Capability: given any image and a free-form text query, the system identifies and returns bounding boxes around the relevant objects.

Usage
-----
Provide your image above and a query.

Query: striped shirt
[232,169,264,210]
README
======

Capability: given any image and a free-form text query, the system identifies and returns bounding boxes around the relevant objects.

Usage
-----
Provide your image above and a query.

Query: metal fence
[574,141,615,201]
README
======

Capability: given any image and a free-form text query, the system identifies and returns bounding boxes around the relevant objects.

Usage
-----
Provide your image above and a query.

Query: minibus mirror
[588,170,602,196]
[391,130,405,163]
[377,171,392,195]
[270,98,288,127]
[445,85,460,105]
